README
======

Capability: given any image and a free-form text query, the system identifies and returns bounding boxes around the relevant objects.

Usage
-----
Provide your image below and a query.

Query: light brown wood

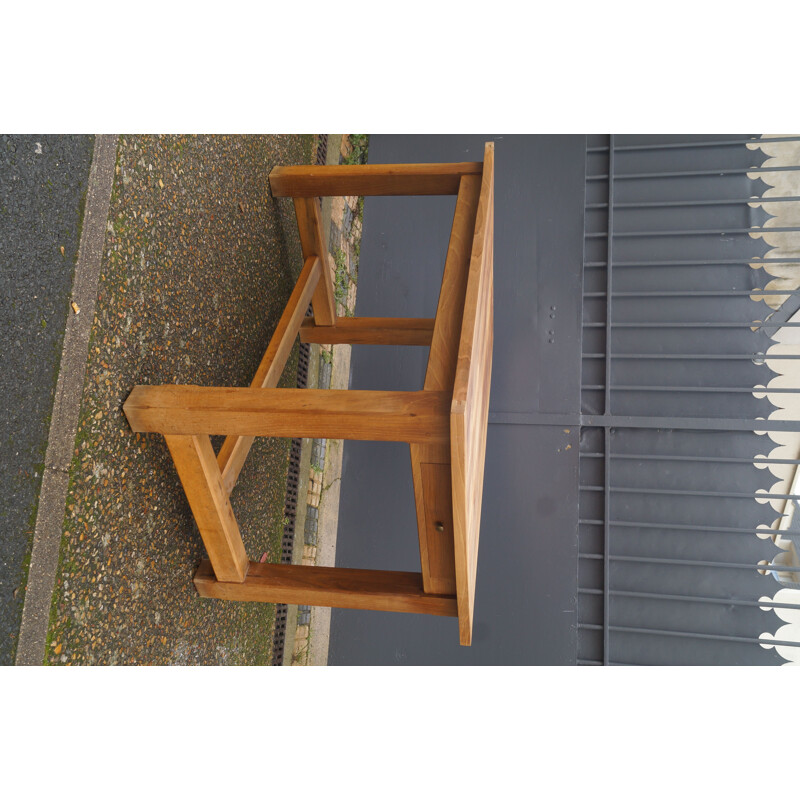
[409,440,450,593]
[411,442,451,464]
[251,256,321,388]
[424,174,482,391]
[124,386,450,444]
[293,197,336,325]
[418,462,457,595]
[270,162,483,197]
[410,446,433,592]
[409,173,480,597]
[194,560,458,616]
[300,316,435,346]
[216,255,321,495]
[451,142,495,646]
[126,143,497,646]
[164,434,249,583]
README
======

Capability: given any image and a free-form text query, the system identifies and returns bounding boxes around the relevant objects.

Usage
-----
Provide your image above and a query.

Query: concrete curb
[284,135,358,666]
[308,342,351,666]
[15,135,118,666]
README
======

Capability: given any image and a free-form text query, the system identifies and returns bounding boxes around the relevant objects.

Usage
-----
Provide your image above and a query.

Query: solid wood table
[124,141,494,645]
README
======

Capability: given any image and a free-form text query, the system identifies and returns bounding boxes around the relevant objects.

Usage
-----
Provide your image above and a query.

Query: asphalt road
[0,134,94,664]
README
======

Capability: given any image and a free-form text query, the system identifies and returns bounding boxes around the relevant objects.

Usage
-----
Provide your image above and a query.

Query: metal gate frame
[572,134,800,665]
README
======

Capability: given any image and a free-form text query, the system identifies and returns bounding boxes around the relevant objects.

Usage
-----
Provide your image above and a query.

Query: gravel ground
[0,135,94,665]
[44,135,314,665]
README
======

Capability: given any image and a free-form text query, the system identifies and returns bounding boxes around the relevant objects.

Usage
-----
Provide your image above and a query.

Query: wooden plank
[251,256,321,387]
[424,173,483,391]
[216,255,321,495]
[194,560,458,617]
[451,142,495,646]
[411,442,450,464]
[270,162,483,197]
[410,446,433,593]
[164,435,249,583]
[409,171,480,600]
[459,233,492,643]
[300,316,434,346]
[409,441,450,594]
[124,386,450,444]
[293,197,336,325]
[452,143,495,413]
[451,419,471,645]
[419,462,457,595]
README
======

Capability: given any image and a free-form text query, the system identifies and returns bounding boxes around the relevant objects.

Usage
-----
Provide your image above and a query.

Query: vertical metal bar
[603,428,611,665]
[603,135,615,666]
[605,137,614,419]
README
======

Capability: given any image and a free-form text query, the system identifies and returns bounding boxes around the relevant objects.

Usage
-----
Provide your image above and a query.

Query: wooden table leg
[293,197,336,325]
[164,434,249,583]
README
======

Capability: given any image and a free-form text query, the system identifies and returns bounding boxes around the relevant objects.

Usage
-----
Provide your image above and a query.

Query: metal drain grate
[316,135,328,212]
[270,136,325,665]
[316,134,328,167]
[271,349,310,665]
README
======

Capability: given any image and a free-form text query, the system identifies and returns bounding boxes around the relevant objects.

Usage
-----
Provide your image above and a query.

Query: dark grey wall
[328,135,586,665]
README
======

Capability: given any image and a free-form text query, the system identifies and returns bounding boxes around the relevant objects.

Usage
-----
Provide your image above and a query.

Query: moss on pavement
[45,135,315,665]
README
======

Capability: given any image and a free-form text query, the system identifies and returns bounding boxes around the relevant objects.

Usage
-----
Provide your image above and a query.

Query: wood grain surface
[451,142,494,645]
[216,255,321,495]
[293,197,336,325]
[165,434,249,583]
[124,386,450,444]
[194,560,458,616]
[300,316,434,346]
[125,144,496,646]
[270,162,483,197]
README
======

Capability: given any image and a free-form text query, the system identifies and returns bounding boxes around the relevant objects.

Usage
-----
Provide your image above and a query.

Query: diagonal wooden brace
[164,434,248,583]
[216,254,320,495]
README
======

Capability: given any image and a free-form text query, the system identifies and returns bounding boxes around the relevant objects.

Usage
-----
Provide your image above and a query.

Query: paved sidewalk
[10,134,369,665]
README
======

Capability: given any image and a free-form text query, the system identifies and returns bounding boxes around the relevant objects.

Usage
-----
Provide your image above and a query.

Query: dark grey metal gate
[578,134,800,665]
[326,134,800,665]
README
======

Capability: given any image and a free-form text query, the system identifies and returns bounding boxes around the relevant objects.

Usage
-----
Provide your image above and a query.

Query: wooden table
[123,141,494,645]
